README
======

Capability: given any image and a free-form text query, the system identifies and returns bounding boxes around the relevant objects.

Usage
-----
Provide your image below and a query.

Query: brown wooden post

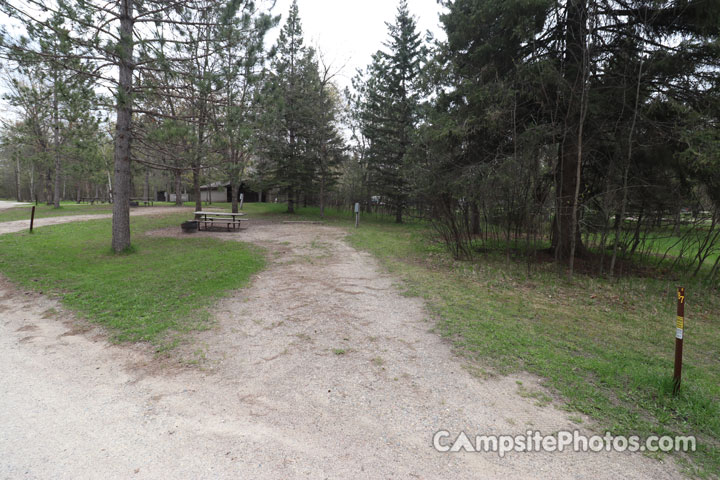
[30,206,36,233]
[673,286,685,395]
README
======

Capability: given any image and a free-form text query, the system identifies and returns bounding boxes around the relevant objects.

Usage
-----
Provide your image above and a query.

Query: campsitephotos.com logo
[433,430,696,457]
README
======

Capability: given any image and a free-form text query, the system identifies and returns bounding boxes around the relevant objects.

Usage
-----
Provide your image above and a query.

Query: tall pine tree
[357,0,424,223]
[256,0,333,213]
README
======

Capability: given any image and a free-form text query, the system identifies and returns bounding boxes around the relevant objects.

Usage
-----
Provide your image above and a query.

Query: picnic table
[130,197,154,207]
[79,197,110,204]
[194,211,247,231]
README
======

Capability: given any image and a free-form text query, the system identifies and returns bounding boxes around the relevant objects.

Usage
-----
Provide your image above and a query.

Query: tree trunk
[672,206,682,236]
[470,201,480,235]
[45,169,53,205]
[610,60,643,276]
[107,170,113,202]
[144,167,150,201]
[30,163,35,203]
[287,187,295,213]
[111,0,134,253]
[609,166,630,276]
[193,119,205,213]
[552,0,588,262]
[568,91,588,275]
[231,180,239,214]
[319,175,325,218]
[395,203,402,224]
[52,71,62,209]
[193,166,201,212]
[14,155,21,202]
[174,170,183,206]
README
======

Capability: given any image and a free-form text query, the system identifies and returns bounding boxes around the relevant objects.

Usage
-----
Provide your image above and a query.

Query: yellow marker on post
[673,287,685,395]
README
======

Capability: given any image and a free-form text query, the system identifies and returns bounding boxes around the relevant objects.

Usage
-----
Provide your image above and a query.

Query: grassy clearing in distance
[247,202,719,477]
[0,212,264,346]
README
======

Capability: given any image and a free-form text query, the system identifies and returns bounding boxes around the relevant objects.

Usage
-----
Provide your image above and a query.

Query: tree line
[0,0,344,251]
[0,0,718,279]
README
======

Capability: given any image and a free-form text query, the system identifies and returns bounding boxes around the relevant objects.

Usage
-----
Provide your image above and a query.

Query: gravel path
[0,207,193,235]
[0,219,682,479]
[0,201,32,211]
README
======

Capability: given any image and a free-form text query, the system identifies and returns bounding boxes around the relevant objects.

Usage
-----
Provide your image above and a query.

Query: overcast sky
[266,0,447,89]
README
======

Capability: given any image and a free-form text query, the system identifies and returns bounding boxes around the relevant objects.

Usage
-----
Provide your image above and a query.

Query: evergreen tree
[215,4,276,213]
[357,0,425,223]
[424,0,720,270]
[256,0,333,213]
[311,58,346,218]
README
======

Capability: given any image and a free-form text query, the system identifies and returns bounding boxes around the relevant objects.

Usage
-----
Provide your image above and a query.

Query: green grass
[248,202,720,477]
[580,221,720,279]
[0,212,264,346]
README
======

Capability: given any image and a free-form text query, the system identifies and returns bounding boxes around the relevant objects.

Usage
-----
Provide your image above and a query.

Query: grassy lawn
[248,202,719,477]
[0,212,264,347]
[584,224,720,275]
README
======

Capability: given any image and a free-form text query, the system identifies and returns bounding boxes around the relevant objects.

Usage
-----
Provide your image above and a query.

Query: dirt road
[0,201,32,211]
[0,220,681,479]
[0,207,193,235]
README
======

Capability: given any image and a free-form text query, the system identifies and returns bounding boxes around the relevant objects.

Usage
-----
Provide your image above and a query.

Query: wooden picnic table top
[194,211,246,217]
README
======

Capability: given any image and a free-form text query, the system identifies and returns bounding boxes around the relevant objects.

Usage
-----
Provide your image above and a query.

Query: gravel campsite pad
[0,218,682,479]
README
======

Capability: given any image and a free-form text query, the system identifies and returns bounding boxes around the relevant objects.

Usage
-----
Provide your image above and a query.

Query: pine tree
[215,4,276,213]
[256,0,327,214]
[357,0,424,223]
[310,56,346,218]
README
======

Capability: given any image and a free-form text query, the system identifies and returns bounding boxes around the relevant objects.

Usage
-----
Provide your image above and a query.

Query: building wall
[203,189,226,203]
[169,193,189,202]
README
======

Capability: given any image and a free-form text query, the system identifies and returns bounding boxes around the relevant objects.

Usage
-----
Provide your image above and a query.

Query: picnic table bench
[130,197,154,207]
[79,197,110,204]
[194,211,248,231]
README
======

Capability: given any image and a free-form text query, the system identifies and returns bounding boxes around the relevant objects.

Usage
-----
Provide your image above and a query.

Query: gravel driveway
[0,218,682,479]
[0,207,193,235]
[0,201,32,211]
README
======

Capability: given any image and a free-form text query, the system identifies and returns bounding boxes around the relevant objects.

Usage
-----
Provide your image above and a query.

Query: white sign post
[239,193,244,210]
[355,202,360,228]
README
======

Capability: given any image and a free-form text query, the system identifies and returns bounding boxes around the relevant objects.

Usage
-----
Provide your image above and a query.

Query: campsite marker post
[355,202,360,228]
[673,286,685,395]
[29,206,36,233]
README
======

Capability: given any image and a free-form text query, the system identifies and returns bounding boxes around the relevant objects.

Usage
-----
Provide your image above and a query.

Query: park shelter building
[199,182,266,203]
